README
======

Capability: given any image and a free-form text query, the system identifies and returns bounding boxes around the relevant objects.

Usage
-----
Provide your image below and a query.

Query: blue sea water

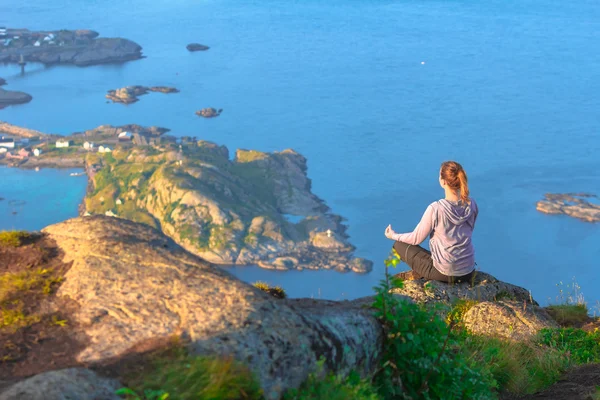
[0,0,599,306]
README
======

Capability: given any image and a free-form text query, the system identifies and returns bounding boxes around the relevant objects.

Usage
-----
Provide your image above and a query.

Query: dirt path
[517,364,600,400]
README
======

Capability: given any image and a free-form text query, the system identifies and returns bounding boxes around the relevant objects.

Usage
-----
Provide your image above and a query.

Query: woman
[384,161,478,283]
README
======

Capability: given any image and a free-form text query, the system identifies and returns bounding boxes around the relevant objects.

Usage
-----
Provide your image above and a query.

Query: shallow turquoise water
[0,0,599,306]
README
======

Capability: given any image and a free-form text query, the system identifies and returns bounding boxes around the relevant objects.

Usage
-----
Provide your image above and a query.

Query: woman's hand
[385,224,396,240]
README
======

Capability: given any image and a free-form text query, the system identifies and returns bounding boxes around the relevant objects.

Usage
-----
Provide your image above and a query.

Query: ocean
[0,0,599,307]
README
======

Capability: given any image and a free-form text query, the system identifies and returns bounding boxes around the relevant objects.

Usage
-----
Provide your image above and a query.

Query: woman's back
[430,198,477,276]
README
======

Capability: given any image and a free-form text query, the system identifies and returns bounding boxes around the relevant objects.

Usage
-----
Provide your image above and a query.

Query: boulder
[38,216,382,399]
[462,301,558,341]
[0,368,121,400]
[187,43,210,52]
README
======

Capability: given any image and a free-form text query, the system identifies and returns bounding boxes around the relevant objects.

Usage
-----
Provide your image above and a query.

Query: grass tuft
[253,281,287,299]
[546,304,590,327]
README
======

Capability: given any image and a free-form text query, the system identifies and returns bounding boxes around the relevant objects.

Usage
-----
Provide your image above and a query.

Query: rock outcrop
[28,216,382,399]
[0,369,121,400]
[106,86,179,104]
[187,43,210,52]
[196,107,222,118]
[0,29,142,66]
[0,88,32,109]
[537,193,600,223]
[84,144,372,272]
[391,270,558,339]
[462,301,558,341]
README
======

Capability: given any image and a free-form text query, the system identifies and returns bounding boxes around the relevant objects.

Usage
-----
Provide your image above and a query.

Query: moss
[494,291,516,301]
[235,149,268,163]
[0,231,30,247]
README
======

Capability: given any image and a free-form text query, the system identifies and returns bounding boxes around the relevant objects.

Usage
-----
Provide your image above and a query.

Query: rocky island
[0,88,32,109]
[0,123,371,273]
[196,107,222,118]
[536,193,600,223]
[106,86,179,104]
[0,28,142,66]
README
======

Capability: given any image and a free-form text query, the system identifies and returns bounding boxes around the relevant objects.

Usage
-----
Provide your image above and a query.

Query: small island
[0,87,32,109]
[196,107,222,118]
[187,43,210,52]
[106,86,179,104]
[0,28,143,66]
[0,122,372,273]
[536,193,600,223]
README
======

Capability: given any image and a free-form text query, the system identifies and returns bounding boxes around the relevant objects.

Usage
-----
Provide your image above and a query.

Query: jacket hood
[438,199,476,226]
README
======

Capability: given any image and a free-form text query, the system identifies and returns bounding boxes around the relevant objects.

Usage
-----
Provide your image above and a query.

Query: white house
[0,137,15,148]
[83,141,94,150]
[98,146,112,153]
[0,27,6,37]
[33,148,42,157]
[34,40,41,47]
[0,148,7,154]
[116,199,123,205]
[105,210,117,217]
[56,140,71,148]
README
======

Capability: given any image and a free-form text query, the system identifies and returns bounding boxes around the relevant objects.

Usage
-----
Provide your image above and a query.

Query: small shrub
[283,362,378,400]
[0,231,30,247]
[253,281,287,299]
[538,328,600,364]
[372,252,497,399]
[546,304,590,327]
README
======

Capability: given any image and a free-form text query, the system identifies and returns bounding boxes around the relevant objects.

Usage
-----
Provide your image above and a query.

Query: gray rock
[0,368,121,400]
[41,216,382,399]
[463,301,558,341]
[187,43,210,51]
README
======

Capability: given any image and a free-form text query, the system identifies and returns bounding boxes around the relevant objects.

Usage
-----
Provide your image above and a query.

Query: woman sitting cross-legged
[384,160,478,284]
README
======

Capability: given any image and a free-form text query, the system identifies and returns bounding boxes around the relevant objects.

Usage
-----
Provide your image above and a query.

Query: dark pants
[392,241,475,284]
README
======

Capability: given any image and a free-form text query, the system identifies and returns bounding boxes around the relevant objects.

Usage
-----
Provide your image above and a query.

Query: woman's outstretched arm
[386,204,435,245]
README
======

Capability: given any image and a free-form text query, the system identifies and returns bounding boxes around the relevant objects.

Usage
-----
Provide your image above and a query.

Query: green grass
[283,365,378,400]
[538,328,600,364]
[546,304,590,327]
[458,331,569,395]
[0,267,63,330]
[118,343,263,400]
[446,299,479,325]
[0,231,30,247]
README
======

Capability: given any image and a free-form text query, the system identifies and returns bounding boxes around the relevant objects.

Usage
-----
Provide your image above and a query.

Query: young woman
[384,161,478,283]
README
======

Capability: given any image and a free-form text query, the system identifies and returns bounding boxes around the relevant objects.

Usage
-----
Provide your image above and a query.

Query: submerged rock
[536,193,600,223]
[0,78,5,86]
[186,43,210,52]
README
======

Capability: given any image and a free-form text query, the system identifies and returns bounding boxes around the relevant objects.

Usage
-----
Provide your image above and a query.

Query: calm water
[0,0,599,306]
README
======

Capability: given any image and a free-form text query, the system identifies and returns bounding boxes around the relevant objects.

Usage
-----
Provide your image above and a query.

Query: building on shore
[83,141,95,150]
[0,27,6,37]
[33,148,42,157]
[56,140,72,148]
[98,145,112,153]
[0,137,15,148]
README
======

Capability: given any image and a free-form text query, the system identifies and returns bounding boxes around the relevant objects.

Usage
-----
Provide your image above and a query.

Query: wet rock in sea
[186,43,210,52]
[536,192,600,223]
[0,78,6,86]
[196,107,222,118]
